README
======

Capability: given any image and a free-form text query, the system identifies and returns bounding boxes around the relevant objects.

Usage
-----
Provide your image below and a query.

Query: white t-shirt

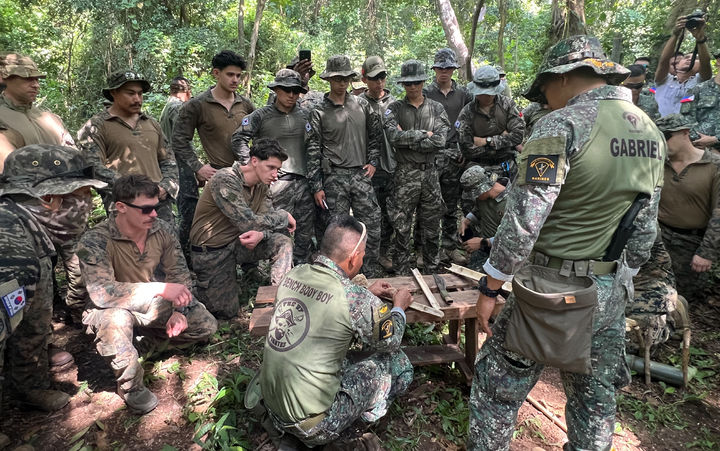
[655,73,701,116]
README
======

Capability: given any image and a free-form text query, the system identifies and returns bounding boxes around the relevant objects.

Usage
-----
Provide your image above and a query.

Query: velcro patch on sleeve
[517,136,567,186]
[372,302,394,340]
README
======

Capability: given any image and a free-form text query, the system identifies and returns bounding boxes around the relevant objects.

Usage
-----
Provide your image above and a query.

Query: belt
[278,172,306,181]
[328,165,362,174]
[398,161,435,170]
[660,222,706,237]
[190,242,231,252]
[544,256,617,276]
[296,412,327,433]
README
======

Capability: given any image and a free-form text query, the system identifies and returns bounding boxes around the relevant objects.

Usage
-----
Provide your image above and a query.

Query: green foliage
[616,393,688,433]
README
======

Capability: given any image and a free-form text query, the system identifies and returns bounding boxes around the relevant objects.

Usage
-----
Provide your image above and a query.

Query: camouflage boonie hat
[0,144,106,199]
[362,56,387,78]
[396,60,429,83]
[319,55,357,80]
[2,53,45,79]
[267,69,308,93]
[524,35,630,103]
[102,70,151,101]
[432,48,460,69]
[654,114,696,133]
[461,166,497,200]
[495,65,506,76]
[467,66,505,96]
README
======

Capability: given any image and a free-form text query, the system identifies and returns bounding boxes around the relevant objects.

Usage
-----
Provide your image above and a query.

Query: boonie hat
[0,144,107,199]
[267,69,308,93]
[319,55,357,80]
[396,60,429,83]
[102,70,151,101]
[467,66,505,96]
[2,53,46,79]
[655,114,696,133]
[524,35,629,103]
[432,48,460,69]
[362,56,387,78]
[461,166,497,200]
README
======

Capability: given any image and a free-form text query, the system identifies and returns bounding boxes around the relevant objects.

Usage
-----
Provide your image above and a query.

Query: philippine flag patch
[680,95,694,103]
[1,286,26,317]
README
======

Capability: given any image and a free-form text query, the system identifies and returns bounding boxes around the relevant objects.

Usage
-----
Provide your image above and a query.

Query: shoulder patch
[517,136,567,186]
[454,120,461,129]
[384,108,391,116]
[0,279,25,318]
[373,302,394,340]
[241,117,250,126]
[305,122,312,132]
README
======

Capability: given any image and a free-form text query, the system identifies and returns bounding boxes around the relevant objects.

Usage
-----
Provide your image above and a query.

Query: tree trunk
[611,32,623,63]
[497,0,506,68]
[467,0,486,80]
[435,0,470,82]
[550,0,586,44]
[312,0,324,23]
[237,0,245,53]
[244,0,266,96]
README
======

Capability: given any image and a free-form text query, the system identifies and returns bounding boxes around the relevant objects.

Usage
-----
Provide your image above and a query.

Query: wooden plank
[401,345,465,366]
[408,301,444,318]
[447,263,513,292]
[249,306,273,336]
[255,286,278,305]
[411,268,444,315]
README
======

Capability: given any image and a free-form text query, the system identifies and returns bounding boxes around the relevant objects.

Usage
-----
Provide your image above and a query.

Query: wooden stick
[526,395,568,433]
[644,328,652,385]
[446,263,513,292]
[380,288,444,318]
[411,268,445,317]
[682,328,691,388]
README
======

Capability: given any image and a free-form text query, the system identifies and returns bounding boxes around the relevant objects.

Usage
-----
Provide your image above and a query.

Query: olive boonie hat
[467,66,505,96]
[397,60,429,83]
[524,35,630,103]
[461,166,497,200]
[319,55,357,80]
[362,56,387,78]
[267,69,308,93]
[432,48,460,69]
[102,70,151,101]
[2,53,46,79]
[654,114,696,133]
[0,144,107,198]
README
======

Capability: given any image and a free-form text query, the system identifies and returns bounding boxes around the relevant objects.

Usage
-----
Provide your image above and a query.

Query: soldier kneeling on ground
[77,174,217,415]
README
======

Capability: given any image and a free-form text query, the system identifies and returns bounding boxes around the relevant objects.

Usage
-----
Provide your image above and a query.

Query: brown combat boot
[21,389,70,412]
[118,384,158,415]
[48,344,74,368]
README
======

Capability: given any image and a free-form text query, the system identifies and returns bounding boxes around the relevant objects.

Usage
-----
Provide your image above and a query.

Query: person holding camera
[654,10,712,116]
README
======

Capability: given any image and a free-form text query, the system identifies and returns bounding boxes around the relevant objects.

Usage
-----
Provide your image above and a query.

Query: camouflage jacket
[484,85,663,281]
[521,102,552,139]
[383,96,450,165]
[423,79,473,145]
[456,94,525,162]
[359,89,397,173]
[681,77,720,148]
[77,215,196,311]
[159,96,184,149]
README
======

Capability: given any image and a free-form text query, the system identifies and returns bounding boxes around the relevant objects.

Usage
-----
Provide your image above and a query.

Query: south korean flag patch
[384,108,391,117]
[1,283,25,318]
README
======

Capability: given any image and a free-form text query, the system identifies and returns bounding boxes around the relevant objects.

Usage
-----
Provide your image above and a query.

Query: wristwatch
[477,276,501,298]
[486,136,494,147]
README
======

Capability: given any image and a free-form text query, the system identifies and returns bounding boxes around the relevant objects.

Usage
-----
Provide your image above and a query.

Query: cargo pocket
[474,344,538,403]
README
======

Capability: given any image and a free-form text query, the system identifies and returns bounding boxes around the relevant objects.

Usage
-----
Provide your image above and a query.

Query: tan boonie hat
[461,166,497,200]
[319,55,357,80]
[524,35,629,103]
[467,66,505,96]
[2,53,46,79]
[102,70,151,101]
[396,60,429,83]
[362,56,387,78]
[0,144,106,198]
[654,114,696,133]
[267,69,308,93]
[432,48,460,69]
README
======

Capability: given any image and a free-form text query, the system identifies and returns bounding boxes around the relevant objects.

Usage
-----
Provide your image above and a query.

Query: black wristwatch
[477,276,501,298]
[486,136,494,147]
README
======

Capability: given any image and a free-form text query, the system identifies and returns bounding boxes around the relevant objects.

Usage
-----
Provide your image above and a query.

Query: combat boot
[21,389,70,412]
[118,384,158,415]
[48,344,74,368]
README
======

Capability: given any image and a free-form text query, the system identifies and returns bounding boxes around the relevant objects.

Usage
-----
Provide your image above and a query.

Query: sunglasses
[622,82,644,90]
[279,86,304,94]
[473,79,501,88]
[123,201,159,215]
[368,73,387,81]
[350,221,367,255]
[402,81,423,86]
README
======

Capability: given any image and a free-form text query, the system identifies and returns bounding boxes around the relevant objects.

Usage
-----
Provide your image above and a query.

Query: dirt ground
[2,298,719,450]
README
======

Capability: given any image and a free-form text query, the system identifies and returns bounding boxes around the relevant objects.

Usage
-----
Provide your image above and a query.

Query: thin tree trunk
[238,0,245,52]
[436,0,470,82]
[467,0,486,80]
[497,0,506,67]
[611,32,623,63]
[244,0,266,96]
[550,0,586,44]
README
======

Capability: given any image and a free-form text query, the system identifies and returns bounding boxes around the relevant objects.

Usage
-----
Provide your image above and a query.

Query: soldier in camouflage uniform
[359,56,397,271]
[77,174,217,415]
[232,70,315,265]
[424,48,473,265]
[622,64,660,121]
[468,36,664,450]
[306,55,383,276]
[0,145,106,422]
[77,70,180,226]
[655,114,720,302]
[384,60,450,275]
[680,56,720,153]
[266,56,325,110]
[521,102,551,140]
[257,215,414,447]
[189,139,294,319]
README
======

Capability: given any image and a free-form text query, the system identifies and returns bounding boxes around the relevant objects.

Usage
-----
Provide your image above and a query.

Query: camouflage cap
[0,144,107,198]
[467,65,505,96]
[362,56,387,78]
[267,69,308,93]
[2,53,46,79]
[102,70,151,101]
[654,114,696,133]
[432,48,460,69]
[397,60,429,83]
[319,55,357,80]
[461,166,497,200]
[524,35,630,103]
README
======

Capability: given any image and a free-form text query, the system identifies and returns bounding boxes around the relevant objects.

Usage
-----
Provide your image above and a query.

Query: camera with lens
[685,10,706,30]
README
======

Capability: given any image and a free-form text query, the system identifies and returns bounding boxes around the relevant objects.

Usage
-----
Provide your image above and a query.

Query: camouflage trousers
[270,177,315,265]
[192,235,293,319]
[276,350,413,446]
[469,270,632,451]
[388,163,445,275]
[371,168,395,258]
[177,159,199,266]
[661,227,710,302]
[0,255,54,401]
[321,168,381,276]
[626,237,677,352]
[438,148,464,250]
[52,236,87,309]
[82,298,217,392]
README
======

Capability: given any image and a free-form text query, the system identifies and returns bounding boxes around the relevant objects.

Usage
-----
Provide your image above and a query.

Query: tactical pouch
[504,265,598,375]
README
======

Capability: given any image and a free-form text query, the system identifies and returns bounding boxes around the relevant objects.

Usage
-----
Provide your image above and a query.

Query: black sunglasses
[279,86,304,94]
[473,79,501,88]
[401,80,423,86]
[368,73,387,81]
[623,82,644,90]
[123,201,159,215]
